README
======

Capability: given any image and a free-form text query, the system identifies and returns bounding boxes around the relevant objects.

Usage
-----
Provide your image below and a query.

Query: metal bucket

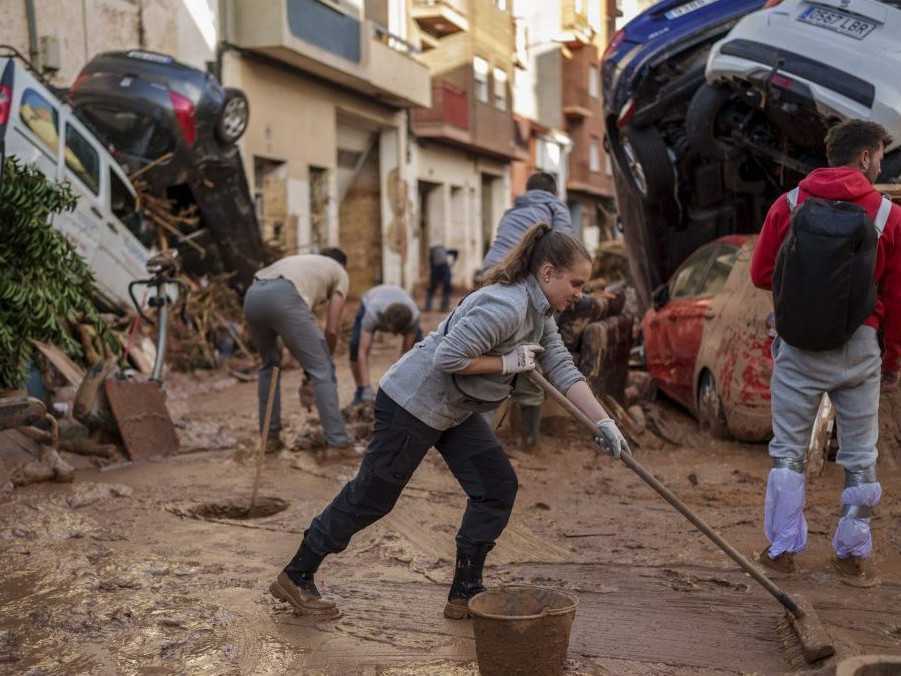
[468,586,578,676]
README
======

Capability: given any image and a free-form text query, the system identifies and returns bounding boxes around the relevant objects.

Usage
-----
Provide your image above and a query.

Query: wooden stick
[250,366,280,511]
[149,214,206,256]
[128,152,174,182]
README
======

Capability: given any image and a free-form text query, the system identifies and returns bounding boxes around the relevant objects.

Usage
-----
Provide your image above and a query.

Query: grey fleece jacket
[481,190,574,271]
[379,275,585,430]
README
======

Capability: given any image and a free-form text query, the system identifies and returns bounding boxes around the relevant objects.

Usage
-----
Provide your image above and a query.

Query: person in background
[243,248,353,453]
[350,284,423,406]
[750,120,901,586]
[479,171,575,450]
[268,224,630,621]
[426,244,459,312]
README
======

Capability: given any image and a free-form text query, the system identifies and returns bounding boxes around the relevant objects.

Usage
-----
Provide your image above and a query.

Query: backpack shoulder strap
[786,187,801,210]
[874,196,893,236]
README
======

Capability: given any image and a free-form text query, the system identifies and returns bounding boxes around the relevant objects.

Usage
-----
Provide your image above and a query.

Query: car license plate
[665,0,718,20]
[798,5,877,39]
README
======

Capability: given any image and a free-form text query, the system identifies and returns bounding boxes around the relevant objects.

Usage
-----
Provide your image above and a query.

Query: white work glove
[595,419,630,459]
[501,344,544,375]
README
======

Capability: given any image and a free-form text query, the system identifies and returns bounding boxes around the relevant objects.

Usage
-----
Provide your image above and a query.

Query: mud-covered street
[3,311,901,676]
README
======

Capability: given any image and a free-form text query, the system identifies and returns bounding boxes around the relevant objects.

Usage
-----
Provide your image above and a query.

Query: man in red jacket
[750,120,901,587]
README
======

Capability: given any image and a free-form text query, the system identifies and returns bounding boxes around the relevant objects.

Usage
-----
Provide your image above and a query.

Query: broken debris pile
[292,401,374,451]
[557,282,638,404]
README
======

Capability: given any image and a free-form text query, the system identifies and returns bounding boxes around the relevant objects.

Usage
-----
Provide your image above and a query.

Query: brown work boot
[831,555,881,588]
[755,549,796,574]
[269,571,340,617]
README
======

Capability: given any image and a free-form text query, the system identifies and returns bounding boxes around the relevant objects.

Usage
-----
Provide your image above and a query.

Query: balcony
[412,0,469,38]
[562,45,600,118]
[229,0,431,108]
[412,80,470,144]
[561,0,594,44]
[412,75,515,160]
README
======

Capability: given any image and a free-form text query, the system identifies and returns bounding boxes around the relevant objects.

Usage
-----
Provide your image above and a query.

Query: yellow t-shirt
[255,254,349,310]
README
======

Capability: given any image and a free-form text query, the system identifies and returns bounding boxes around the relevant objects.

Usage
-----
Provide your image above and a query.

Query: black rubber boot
[444,544,493,620]
[520,405,542,451]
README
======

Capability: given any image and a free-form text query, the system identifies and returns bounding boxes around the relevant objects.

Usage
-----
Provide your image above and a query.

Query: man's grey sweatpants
[765,324,882,557]
[770,324,881,471]
[243,278,350,446]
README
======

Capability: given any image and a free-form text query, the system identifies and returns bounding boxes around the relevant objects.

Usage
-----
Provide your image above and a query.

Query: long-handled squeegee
[529,370,834,665]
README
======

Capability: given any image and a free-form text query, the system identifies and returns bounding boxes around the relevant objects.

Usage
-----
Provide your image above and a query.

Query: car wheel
[619,125,677,207]
[878,148,901,183]
[685,83,733,160]
[216,88,249,144]
[697,370,730,440]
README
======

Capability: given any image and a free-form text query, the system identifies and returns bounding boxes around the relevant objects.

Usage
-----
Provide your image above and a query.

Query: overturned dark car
[70,50,264,292]
[603,0,901,309]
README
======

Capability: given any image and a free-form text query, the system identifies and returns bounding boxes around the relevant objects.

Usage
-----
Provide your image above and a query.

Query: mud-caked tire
[697,371,730,440]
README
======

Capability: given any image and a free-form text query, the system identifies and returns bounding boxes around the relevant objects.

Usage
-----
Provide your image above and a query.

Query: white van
[0,55,154,310]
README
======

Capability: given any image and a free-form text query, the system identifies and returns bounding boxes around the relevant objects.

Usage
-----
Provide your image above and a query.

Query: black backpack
[773,188,892,351]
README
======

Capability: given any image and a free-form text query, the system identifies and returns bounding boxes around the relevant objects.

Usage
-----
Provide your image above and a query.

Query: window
[699,246,740,297]
[495,0,507,10]
[64,124,100,194]
[589,64,599,98]
[670,244,717,299]
[574,0,585,14]
[110,170,154,249]
[605,155,613,176]
[493,67,507,111]
[589,139,601,173]
[78,106,173,160]
[19,89,59,155]
[473,57,489,104]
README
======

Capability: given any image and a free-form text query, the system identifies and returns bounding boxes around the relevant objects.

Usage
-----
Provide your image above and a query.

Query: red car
[642,235,774,441]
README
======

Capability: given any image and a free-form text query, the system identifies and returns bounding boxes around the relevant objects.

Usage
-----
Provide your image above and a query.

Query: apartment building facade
[512,0,618,254]
[222,0,431,295]
[408,0,516,289]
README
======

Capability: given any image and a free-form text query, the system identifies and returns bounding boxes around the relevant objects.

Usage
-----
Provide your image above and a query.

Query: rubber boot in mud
[444,544,492,620]
[520,405,541,452]
[831,554,881,588]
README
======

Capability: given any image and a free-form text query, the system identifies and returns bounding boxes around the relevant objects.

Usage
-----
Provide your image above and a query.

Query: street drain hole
[192,497,289,520]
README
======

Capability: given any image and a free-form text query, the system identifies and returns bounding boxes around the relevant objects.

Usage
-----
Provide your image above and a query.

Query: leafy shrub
[0,157,119,389]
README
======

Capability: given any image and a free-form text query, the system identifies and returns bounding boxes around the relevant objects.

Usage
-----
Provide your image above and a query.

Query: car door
[674,243,741,404]
[60,110,115,285]
[651,242,721,407]
[60,111,130,307]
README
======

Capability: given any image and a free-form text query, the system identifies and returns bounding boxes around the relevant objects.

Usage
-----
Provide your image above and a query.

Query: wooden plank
[31,340,85,387]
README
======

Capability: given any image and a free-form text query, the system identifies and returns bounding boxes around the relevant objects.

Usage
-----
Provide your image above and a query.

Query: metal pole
[151,293,168,383]
[24,0,39,65]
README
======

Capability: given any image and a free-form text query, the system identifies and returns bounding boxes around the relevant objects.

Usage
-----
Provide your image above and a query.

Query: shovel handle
[527,371,800,617]
[250,366,280,510]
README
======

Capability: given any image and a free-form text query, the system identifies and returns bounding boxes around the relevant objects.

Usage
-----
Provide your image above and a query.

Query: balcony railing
[413,80,469,130]
[370,21,421,56]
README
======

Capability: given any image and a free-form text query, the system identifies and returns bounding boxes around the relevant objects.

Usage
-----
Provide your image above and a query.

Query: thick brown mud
[2,313,901,674]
